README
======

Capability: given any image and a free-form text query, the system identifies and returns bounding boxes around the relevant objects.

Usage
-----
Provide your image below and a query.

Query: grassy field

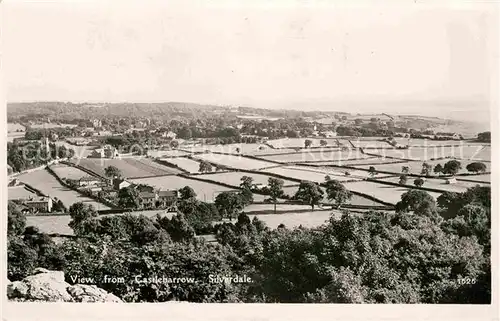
[160,157,203,173]
[377,176,487,193]
[367,145,488,161]
[266,138,340,149]
[54,141,96,158]
[148,150,191,158]
[196,171,298,187]
[8,123,26,132]
[339,157,406,166]
[8,186,37,200]
[259,150,370,163]
[50,164,98,180]
[193,153,277,170]
[343,181,442,205]
[180,143,269,155]
[350,140,393,148]
[71,158,182,178]
[243,203,313,213]
[261,165,370,183]
[130,176,236,202]
[280,185,387,206]
[352,158,491,176]
[457,174,491,183]
[16,169,110,210]
[7,132,26,143]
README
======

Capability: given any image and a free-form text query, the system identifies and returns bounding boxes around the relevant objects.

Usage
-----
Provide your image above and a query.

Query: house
[89,145,119,158]
[320,130,337,138]
[78,176,102,187]
[113,178,132,191]
[92,119,102,128]
[138,192,157,209]
[160,131,177,139]
[157,190,178,208]
[436,132,463,140]
[25,196,53,213]
[445,177,457,184]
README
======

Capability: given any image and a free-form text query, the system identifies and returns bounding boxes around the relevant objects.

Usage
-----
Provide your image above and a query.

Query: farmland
[54,141,96,158]
[8,186,37,200]
[49,164,98,180]
[377,176,488,193]
[343,181,442,205]
[280,185,388,206]
[193,153,277,170]
[196,171,298,187]
[179,143,268,155]
[16,169,110,210]
[129,176,237,202]
[261,165,372,183]
[160,157,203,173]
[458,174,491,183]
[245,210,342,229]
[349,140,392,148]
[70,158,182,178]
[148,150,191,158]
[366,145,489,161]
[351,158,491,176]
[259,149,370,163]
[266,138,340,149]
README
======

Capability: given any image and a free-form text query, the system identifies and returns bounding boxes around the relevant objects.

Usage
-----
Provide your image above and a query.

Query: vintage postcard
[1,0,497,320]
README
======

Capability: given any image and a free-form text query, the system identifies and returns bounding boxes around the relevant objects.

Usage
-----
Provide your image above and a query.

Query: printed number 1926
[457,278,476,285]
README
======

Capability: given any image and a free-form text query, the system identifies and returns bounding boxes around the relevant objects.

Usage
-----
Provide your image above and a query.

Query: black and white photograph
[1,0,497,317]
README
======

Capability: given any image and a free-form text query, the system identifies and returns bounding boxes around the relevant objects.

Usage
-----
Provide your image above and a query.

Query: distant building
[157,190,178,208]
[25,196,53,213]
[78,176,102,187]
[89,145,119,159]
[445,177,457,184]
[113,178,131,191]
[93,119,102,128]
[320,130,337,138]
[138,192,157,209]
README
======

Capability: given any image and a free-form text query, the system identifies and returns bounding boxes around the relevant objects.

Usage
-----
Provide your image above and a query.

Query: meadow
[50,164,98,180]
[148,150,191,158]
[193,153,277,170]
[377,176,488,193]
[160,157,203,173]
[280,185,387,206]
[457,174,491,183]
[196,171,298,187]
[16,169,110,210]
[352,158,491,176]
[129,176,237,202]
[71,158,182,178]
[261,165,369,183]
[366,145,488,161]
[8,186,37,201]
[266,138,340,149]
[259,149,371,163]
[343,181,442,205]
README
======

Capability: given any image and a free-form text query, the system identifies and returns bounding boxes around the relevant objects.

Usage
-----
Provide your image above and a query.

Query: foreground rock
[7,268,122,302]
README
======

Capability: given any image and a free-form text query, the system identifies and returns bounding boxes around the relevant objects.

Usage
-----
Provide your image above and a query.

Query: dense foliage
[7,183,490,303]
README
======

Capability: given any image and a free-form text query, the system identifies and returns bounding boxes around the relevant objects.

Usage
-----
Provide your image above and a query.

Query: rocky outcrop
[7,268,122,302]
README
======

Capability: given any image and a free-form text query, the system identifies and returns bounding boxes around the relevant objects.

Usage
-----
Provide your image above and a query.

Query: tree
[179,186,197,200]
[434,164,443,176]
[240,176,254,190]
[235,147,241,154]
[8,202,26,236]
[443,160,462,176]
[320,139,328,147]
[324,179,352,209]
[118,186,141,209]
[466,162,487,174]
[267,177,285,214]
[477,131,490,142]
[399,175,408,185]
[214,192,244,221]
[304,139,313,148]
[402,166,410,174]
[68,202,99,236]
[199,161,213,173]
[158,213,195,242]
[170,140,179,148]
[294,181,324,210]
[368,166,377,177]
[105,165,122,179]
[354,119,363,126]
[421,162,433,176]
[396,190,436,215]
[414,178,425,187]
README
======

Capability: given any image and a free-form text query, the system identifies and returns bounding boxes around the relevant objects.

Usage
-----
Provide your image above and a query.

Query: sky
[1,1,497,122]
